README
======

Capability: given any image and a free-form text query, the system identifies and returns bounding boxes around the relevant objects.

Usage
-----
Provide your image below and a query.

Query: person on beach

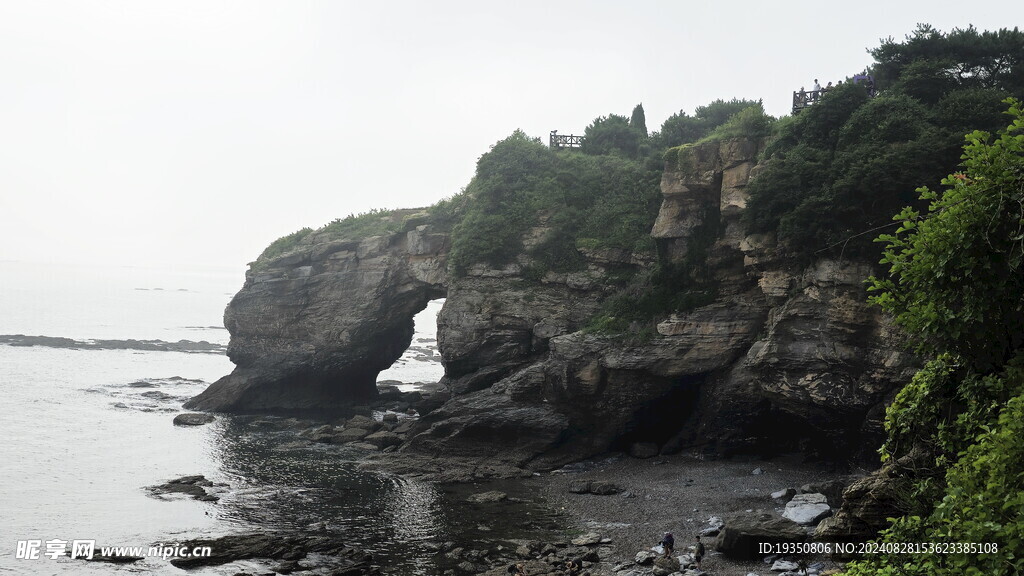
[660,532,674,556]
[694,535,705,570]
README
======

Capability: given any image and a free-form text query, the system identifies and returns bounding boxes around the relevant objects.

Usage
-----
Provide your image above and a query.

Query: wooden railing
[550,130,584,149]
[792,89,826,113]
[793,78,877,113]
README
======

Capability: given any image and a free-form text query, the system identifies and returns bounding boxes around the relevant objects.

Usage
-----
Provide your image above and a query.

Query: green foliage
[845,102,1024,576]
[871,24,1024,96]
[449,131,662,276]
[255,227,313,264]
[655,98,765,149]
[317,208,404,240]
[746,27,1021,259]
[868,100,1024,368]
[584,263,716,341]
[699,102,776,143]
[629,103,648,136]
[253,208,428,270]
[582,114,641,157]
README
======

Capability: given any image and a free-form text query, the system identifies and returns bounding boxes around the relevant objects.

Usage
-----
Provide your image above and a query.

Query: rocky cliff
[185,210,449,411]
[190,138,917,468]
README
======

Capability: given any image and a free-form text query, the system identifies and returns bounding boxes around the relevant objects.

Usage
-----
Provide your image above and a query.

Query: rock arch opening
[376,298,446,392]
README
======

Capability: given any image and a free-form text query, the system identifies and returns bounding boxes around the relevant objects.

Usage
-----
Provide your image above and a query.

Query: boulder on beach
[714,512,806,560]
[568,480,591,494]
[333,428,371,443]
[635,550,658,565]
[771,487,797,502]
[589,481,622,495]
[362,430,402,449]
[652,555,680,575]
[345,415,383,433]
[782,493,831,525]
[570,532,602,546]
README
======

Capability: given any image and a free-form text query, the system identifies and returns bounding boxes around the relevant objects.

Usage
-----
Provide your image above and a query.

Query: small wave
[0,334,226,354]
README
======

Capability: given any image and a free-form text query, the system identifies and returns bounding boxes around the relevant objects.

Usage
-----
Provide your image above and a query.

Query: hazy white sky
[0,1,1017,270]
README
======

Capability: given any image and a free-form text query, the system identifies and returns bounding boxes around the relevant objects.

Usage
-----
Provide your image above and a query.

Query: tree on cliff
[582,113,640,157]
[871,24,1024,102]
[843,99,1024,576]
[630,103,648,137]
[746,25,1021,259]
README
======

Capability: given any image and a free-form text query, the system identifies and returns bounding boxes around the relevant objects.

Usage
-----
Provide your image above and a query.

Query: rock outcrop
[191,138,917,475]
[185,210,448,411]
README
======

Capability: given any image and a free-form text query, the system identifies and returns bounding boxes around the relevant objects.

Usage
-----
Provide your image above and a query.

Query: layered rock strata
[191,139,917,472]
[185,213,448,411]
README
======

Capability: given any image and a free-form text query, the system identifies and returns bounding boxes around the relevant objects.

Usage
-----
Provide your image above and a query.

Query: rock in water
[466,491,508,503]
[782,493,831,525]
[362,431,401,449]
[173,413,215,426]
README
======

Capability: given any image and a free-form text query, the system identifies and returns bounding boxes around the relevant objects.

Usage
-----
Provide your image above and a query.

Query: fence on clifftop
[549,130,583,149]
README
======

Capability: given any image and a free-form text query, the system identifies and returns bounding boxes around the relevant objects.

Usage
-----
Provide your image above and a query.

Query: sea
[0,261,558,575]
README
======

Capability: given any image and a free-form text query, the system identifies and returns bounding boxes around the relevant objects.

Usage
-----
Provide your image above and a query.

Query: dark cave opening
[616,375,704,450]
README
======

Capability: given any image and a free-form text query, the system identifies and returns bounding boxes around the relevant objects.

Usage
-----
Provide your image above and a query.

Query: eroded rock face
[185,218,448,412]
[193,138,917,479]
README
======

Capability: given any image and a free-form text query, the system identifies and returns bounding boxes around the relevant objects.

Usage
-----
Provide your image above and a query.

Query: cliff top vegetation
[745,24,1024,259]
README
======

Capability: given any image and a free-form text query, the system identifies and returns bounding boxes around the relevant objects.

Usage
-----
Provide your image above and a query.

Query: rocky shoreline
[133,395,875,576]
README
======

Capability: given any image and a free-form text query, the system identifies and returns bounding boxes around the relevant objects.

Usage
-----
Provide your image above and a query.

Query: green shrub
[449,131,661,276]
[700,103,776,143]
[255,227,313,265]
[845,100,1024,576]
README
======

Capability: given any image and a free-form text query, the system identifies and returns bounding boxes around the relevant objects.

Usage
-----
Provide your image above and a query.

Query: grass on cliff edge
[253,208,429,269]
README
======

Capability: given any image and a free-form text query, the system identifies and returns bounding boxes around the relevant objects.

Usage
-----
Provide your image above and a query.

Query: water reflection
[205,417,453,573]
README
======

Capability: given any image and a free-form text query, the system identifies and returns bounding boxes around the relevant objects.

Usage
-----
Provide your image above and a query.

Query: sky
[0,1,1018,271]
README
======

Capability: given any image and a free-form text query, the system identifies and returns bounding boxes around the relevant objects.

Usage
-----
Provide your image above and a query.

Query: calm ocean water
[0,261,500,576]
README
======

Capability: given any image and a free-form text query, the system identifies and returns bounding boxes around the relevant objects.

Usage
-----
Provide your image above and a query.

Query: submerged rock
[466,491,508,503]
[172,413,215,426]
[148,475,219,502]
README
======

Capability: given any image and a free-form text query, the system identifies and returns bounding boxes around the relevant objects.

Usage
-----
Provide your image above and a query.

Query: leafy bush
[843,100,1024,576]
[582,114,641,157]
[449,131,661,276]
[745,42,1019,260]
[700,103,776,142]
[655,98,766,150]
[584,263,716,341]
[317,208,404,240]
[255,227,313,264]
